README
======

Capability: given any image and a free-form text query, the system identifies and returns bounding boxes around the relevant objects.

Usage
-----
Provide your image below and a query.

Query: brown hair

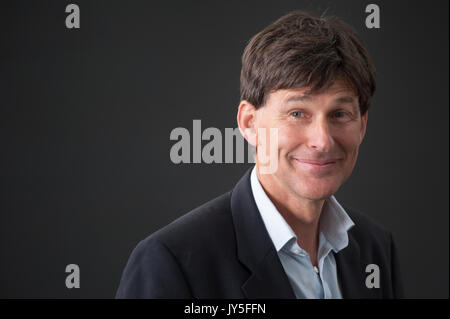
[240,11,376,115]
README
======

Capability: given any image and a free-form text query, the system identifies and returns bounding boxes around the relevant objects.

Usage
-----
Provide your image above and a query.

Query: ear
[237,100,258,147]
[360,111,369,142]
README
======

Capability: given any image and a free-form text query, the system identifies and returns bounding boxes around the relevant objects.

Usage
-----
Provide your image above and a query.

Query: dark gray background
[0,0,448,298]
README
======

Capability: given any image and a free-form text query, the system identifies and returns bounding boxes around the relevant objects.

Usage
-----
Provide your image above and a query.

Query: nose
[306,117,334,152]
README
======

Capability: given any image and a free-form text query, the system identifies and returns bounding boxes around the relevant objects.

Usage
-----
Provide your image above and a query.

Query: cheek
[256,125,302,157]
[277,126,305,151]
[334,133,362,174]
[334,126,363,152]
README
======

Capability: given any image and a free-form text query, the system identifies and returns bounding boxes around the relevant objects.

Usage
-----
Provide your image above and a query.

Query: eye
[333,111,349,119]
[291,111,305,118]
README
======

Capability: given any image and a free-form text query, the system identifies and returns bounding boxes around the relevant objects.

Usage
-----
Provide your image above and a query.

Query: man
[116,11,404,299]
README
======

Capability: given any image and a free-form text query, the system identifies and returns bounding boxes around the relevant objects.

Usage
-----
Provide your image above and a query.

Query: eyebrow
[285,94,358,110]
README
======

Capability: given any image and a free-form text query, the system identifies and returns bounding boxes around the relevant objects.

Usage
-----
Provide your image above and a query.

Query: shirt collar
[250,165,354,253]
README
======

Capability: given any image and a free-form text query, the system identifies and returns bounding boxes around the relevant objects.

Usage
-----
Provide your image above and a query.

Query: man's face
[254,80,368,201]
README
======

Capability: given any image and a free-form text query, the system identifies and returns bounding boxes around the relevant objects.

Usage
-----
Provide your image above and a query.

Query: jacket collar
[231,168,296,298]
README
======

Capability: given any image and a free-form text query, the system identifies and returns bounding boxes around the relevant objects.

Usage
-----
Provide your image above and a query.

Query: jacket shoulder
[116,191,235,298]
[143,191,234,251]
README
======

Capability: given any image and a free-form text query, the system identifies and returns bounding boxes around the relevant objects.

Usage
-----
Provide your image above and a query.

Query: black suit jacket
[116,168,404,298]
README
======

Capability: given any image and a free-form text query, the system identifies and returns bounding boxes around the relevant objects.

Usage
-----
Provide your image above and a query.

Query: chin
[295,181,340,201]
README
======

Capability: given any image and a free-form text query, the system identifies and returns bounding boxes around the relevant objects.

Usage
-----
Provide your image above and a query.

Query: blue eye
[291,111,304,118]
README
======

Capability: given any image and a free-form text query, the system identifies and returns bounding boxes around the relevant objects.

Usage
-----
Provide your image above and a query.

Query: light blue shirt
[250,166,355,299]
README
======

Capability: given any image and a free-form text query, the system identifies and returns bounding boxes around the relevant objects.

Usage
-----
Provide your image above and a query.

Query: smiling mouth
[294,158,339,165]
[292,158,340,170]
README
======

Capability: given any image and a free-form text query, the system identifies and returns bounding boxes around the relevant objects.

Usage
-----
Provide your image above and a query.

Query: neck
[256,165,325,266]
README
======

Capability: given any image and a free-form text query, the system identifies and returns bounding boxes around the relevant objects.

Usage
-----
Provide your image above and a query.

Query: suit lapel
[241,249,297,298]
[334,231,377,298]
[231,168,296,299]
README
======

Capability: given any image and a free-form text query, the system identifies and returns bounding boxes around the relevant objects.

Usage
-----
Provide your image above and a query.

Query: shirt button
[313,266,319,274]
[293,249,306,256]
